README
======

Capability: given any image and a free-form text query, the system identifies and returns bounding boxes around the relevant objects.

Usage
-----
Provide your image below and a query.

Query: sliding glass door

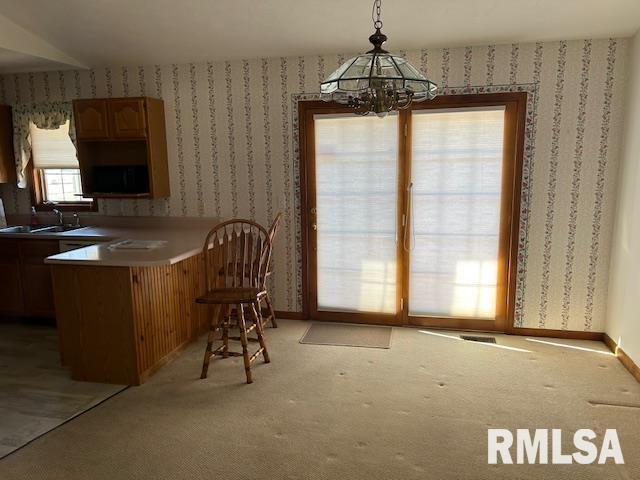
[407,107,505,323]
[301,94,524,330]
[308,112,402,324]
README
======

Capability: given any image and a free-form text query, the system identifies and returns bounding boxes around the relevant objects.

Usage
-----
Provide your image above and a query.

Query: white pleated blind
[409,107,505,319]
[314,113,398,313]
[30,120,79,169]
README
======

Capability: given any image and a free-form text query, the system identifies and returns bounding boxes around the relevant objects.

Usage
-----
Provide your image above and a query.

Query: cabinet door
[109,99,147,138]
[74,100,110,139]
[19,240,59,318]
[0,240,23,315]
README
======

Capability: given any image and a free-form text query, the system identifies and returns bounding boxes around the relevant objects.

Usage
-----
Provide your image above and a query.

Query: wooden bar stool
[197,220,272,384]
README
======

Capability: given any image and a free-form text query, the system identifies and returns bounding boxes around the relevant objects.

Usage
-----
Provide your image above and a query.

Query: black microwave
[92,166,149,194]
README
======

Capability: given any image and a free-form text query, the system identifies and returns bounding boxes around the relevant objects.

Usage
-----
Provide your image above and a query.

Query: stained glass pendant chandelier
[320,0,437,117]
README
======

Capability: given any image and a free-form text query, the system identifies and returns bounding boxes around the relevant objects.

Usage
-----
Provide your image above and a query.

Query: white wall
[606,30,640,365]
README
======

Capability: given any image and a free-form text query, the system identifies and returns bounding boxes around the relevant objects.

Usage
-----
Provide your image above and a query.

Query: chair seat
[196,287,267,305]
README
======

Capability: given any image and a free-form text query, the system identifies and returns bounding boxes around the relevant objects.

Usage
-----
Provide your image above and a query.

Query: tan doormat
[300,322,392,349]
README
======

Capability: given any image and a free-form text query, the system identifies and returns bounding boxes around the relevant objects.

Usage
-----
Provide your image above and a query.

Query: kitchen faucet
[52,208,63,226]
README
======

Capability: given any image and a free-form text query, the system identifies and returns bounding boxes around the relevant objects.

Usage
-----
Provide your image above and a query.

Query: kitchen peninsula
[45,223,215,385]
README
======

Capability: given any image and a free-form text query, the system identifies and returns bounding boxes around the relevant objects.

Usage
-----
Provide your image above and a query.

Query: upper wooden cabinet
[72,97,170,198]
[75,98,149,140]
[74,99,110,140]
[0,105,16,184]
[108,99,147,139]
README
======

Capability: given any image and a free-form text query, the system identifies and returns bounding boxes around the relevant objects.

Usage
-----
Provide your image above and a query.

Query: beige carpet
[300,322,392,348]
[1,320,639,479]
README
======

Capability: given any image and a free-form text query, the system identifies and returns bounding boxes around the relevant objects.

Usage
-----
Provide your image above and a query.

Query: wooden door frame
[299,92,527,331]
[402,92,527,332]
[298,101,404,326]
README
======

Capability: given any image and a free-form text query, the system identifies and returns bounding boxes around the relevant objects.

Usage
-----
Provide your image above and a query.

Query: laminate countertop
[43,225,212,267]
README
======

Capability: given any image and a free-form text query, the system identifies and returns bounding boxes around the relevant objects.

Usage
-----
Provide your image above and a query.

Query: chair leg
[256,297,266,328]
[237,303,253,384]
[222,305,230,358]
[265,293,278,328]
[256,298,266,328]
[201,304,222,379]
[251,302,270,364]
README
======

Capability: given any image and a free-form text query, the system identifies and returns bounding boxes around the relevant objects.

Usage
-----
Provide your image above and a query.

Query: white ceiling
[0,0,638,72]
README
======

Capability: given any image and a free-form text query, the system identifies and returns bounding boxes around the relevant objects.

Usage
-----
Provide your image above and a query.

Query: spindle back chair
[203,219,271,292]
[197,219,272,383]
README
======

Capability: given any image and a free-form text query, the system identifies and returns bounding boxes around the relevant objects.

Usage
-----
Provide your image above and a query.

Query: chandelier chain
[372,0,383,30]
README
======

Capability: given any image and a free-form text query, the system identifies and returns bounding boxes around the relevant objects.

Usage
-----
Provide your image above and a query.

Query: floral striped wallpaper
[0,38,628,331]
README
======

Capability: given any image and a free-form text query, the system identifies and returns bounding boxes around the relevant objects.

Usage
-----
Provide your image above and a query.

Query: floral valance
[12,101,77,188]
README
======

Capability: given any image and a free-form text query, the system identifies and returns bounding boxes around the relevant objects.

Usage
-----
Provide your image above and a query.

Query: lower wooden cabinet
[0,238,58,318]
[20,240,59,317]
[0,240,23,315]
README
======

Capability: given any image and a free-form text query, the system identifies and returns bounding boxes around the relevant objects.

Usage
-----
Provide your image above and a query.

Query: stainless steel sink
[0,225,55,233]
[0,224,86,234]
[33,225,86,233]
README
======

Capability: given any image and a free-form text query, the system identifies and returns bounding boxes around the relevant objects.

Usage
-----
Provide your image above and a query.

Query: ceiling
[0,0,638,73]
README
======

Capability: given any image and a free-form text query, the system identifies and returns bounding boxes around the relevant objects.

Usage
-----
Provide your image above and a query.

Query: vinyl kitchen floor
[0,321,125,458]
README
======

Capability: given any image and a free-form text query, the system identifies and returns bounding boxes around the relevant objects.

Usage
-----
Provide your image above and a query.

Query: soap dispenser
[30,206,40,227]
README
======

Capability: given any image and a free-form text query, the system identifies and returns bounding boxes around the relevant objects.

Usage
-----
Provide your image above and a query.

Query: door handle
[403,182,413,252]
[310,207,317,231]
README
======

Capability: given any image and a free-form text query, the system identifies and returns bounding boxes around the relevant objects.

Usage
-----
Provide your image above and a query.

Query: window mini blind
[314,113,398,314]
[408,107,505,319]
[30,120,79,169]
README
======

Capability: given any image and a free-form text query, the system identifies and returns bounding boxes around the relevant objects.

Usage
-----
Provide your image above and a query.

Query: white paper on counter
[108,239,168,250]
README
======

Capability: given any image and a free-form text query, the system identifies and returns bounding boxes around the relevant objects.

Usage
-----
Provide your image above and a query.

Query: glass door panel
[314,113,399,315]
[408,107,506,319]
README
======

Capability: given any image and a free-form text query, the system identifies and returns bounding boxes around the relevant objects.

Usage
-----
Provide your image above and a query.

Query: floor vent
[460,335,497,344]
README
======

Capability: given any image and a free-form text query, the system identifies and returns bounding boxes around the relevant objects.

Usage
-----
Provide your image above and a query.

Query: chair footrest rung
[228,336,259,343]
[209,347,264,362]
[211,345,225,355]
[211,350,243,358]
[249,347,265,363]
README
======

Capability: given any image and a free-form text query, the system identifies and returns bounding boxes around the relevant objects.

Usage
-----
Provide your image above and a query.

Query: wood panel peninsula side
[45,227,214,385]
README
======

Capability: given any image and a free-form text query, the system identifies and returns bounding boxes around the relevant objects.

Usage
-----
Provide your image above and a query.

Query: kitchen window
[29,120,95,211]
